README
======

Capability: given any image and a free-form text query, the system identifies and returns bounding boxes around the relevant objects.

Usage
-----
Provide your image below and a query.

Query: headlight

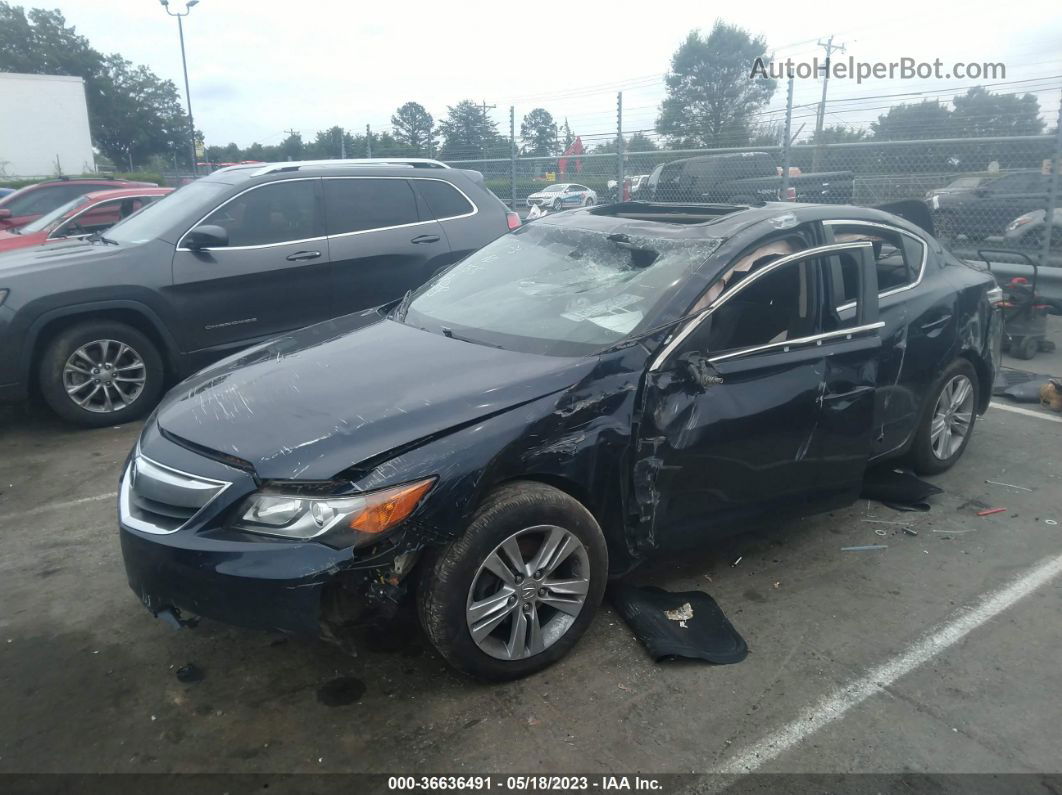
[1006,216,1034,232]
[229,477,435,542]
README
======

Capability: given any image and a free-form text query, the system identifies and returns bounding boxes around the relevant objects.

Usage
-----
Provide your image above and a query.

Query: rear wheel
[38,320,164,427]
[418,481,607,681]
[910,359,979,475]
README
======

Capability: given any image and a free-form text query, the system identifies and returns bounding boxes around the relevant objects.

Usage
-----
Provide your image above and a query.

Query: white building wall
[0,73,96,178]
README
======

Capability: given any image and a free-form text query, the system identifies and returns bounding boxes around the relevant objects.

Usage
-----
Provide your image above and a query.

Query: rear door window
[324,178,421,235]
[828,223,923,295]
[413,179,475,221]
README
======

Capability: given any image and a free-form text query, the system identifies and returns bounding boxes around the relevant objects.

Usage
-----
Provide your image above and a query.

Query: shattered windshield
[403,222,721,356]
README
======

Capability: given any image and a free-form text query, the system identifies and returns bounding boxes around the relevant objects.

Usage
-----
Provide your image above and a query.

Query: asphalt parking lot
[1,356,1061,782]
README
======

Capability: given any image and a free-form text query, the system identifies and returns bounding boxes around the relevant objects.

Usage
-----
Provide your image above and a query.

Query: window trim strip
[649,240,876,372]
[175,175,480,252]
[824,219,929,310]
[706,321,885,364]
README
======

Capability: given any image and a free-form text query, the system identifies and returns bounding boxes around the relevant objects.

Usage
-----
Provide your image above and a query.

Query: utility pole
[480,100,496,159]
[366,124,372,158]
[616,92,624,203]
[282,128,299,161]
[509,106,517,210]
[812,34,845,172]
[780,70,795,202]
[1040,89,1062,268]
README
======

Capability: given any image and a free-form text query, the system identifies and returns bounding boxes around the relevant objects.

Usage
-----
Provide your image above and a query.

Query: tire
[910,358,979,475]
[552,199,563,212]
[38,320,165,427]
[1011,335,1038,360]
[584,197,594,207]
[418,481,608,681]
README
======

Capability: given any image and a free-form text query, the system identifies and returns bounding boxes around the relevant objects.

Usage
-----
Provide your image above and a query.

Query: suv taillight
[783,186,797,201]
[987,285,1005,307]
[506,211,521,231]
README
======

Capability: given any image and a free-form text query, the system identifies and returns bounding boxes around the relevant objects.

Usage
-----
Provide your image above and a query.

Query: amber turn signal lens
[348,478,435,535]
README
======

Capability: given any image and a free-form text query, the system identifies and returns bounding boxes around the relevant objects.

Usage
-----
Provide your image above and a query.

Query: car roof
[539,201,931,242]
[78,187,173,202]
[199,161,470,187]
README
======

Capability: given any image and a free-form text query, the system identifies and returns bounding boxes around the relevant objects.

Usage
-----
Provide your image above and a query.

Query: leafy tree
[438,100,499,160]
[0,4,192,168]
[391,101,435,155]
[870,100,953,140]
[277,132,303,161]
[656,22,777,147]
[520,108,559,156]
[951,87,1043,137]
[811,125,867,144]
[593,132,659,154]
[561,119,574,151]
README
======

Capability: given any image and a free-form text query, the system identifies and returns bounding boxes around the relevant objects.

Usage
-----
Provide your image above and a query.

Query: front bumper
[120,524,367,636]
[117,425,389,637]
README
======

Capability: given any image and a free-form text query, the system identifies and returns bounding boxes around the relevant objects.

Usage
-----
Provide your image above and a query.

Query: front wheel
[910,359,979,475]
[418,481,607,681]
[38,320,165,427]
[552,199,563,212]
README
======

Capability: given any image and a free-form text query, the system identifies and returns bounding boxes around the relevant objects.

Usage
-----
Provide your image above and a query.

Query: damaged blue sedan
[119,201,1002,680]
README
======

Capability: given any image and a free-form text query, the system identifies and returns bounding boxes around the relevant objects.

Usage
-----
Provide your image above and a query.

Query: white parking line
[990,402,1062,424]
[714,552,1062,774]
[0,491,117,523]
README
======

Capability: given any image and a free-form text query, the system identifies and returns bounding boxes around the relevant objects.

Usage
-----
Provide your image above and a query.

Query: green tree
[438,100,499,160]
[0,4,192,169]
[810,125,867,144]
[561,119,574,151]
[870,100,953,140]
[593,132,659,154]
[277,132,303,161]
[520,108,559,156]
[391,101,435,155]
[656,22,777,147]
[951,87,1044,137]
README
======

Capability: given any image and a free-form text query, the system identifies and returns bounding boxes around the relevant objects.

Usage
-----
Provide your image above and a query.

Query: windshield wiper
[440,326,505,349]
[392,289,414,321]
[87,231,119,245]
[596,307,709,355]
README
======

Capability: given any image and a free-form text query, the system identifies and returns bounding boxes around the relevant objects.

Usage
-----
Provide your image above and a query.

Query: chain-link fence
[443,92,1062,270]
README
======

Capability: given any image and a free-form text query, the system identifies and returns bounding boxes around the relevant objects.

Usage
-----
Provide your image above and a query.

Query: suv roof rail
[240,158,452,177]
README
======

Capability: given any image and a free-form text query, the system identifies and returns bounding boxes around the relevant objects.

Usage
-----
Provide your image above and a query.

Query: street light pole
[161,0,199,176]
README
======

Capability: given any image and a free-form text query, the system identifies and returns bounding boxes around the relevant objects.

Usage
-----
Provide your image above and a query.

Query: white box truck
[0,72,95,178]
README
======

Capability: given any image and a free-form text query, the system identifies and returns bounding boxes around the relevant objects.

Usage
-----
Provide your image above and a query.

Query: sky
[46,0,1062,151]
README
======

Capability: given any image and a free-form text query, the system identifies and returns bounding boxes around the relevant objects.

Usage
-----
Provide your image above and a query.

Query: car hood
[155,312,596,481]
[0,237,121,274]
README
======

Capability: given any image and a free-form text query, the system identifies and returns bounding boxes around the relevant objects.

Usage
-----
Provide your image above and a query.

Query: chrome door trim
[649,240,876,372]
[824,219,929,310]
[706,321,885,364]
[175,176,323,252]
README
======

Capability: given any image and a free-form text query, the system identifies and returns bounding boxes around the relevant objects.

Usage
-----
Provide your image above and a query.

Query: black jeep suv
[0,160,518,426]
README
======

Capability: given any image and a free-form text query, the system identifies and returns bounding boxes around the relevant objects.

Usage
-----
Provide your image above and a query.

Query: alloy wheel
[465,525,590,661]
[930,374,974,460]
[62,338,147,413]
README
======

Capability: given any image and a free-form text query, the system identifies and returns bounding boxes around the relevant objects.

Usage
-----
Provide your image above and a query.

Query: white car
[526,183,597,211]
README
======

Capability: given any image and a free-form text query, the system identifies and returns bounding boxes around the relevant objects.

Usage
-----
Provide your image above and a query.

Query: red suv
[0,177,158,231]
